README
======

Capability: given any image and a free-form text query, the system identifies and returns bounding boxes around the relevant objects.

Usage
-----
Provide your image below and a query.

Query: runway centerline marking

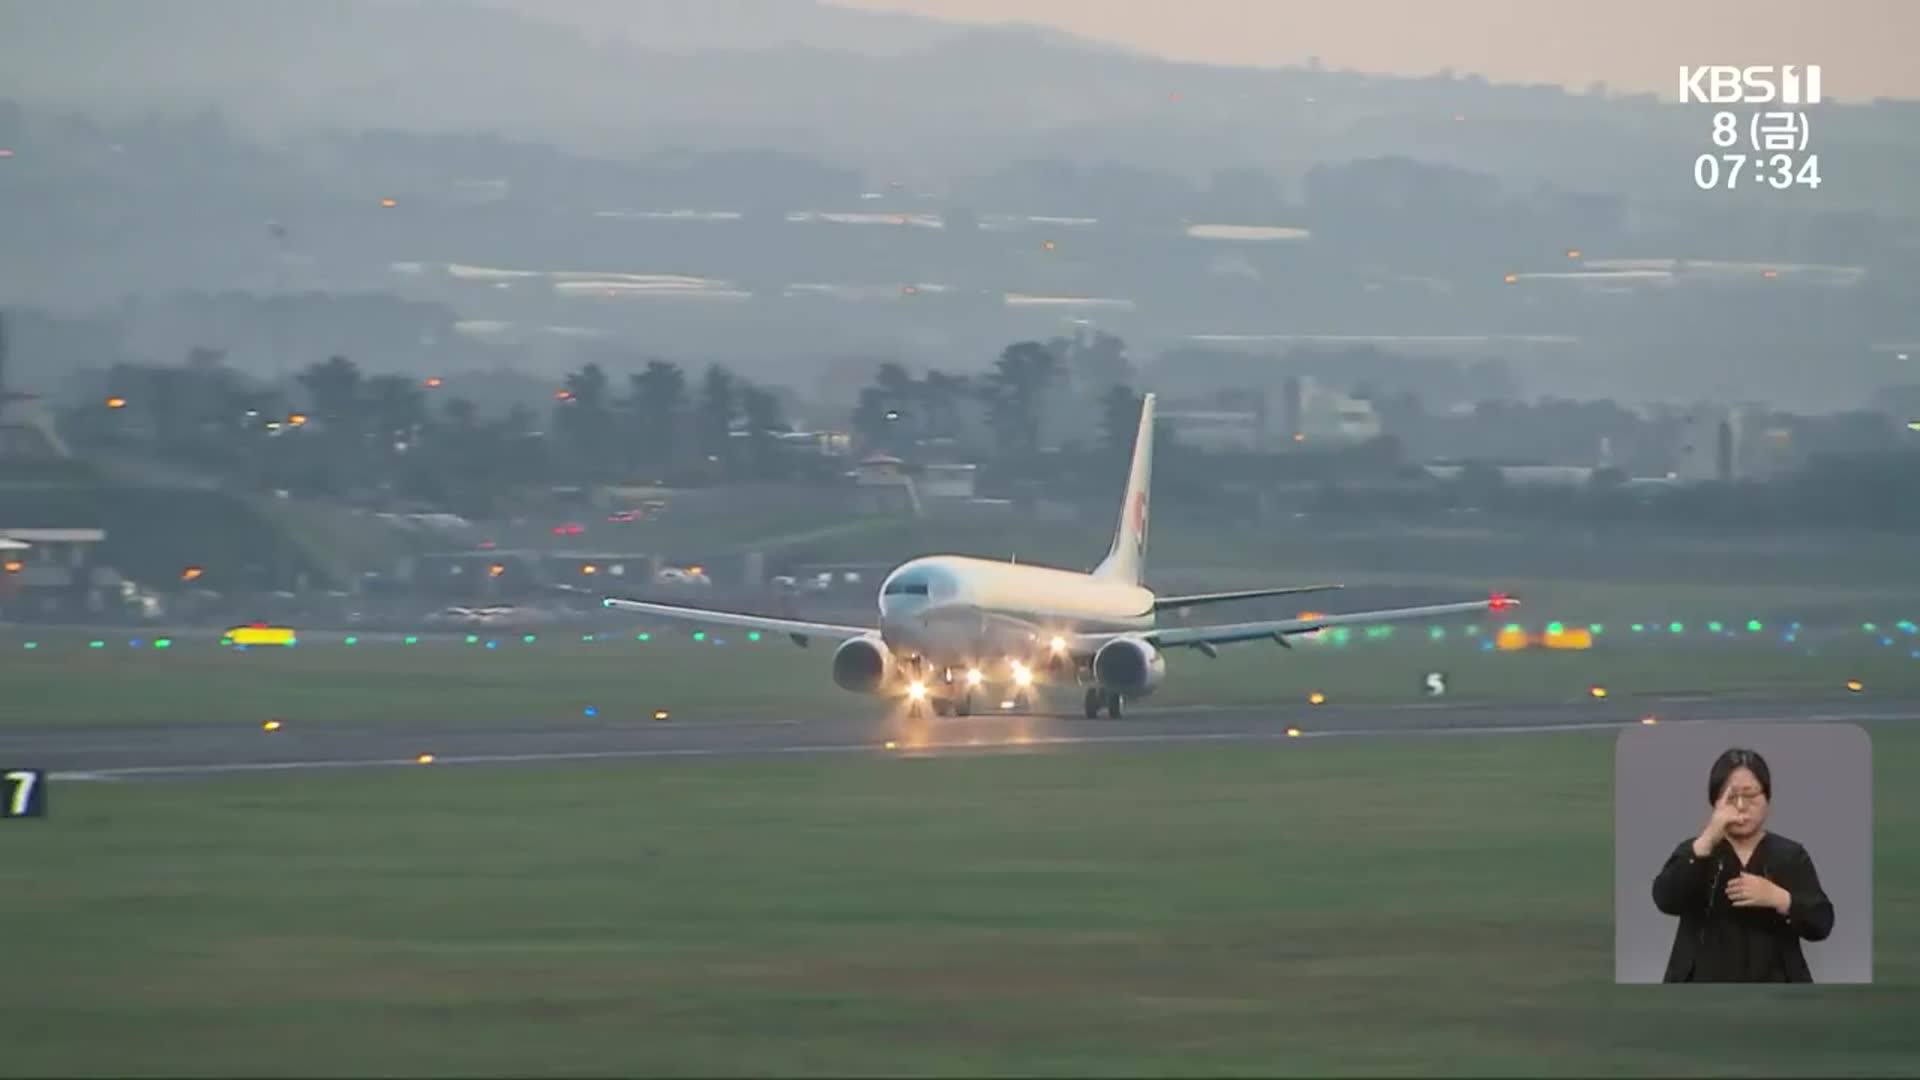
[42,709,1919,781]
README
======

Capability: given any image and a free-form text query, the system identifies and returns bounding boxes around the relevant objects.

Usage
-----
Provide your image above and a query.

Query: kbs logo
[1679,65,1822,105]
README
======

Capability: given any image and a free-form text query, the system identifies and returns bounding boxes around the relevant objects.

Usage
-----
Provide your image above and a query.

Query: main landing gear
[1082,687,1123,719]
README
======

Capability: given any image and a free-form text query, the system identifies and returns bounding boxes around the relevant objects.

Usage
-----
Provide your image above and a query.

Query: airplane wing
[1152,584,1343,611]
[600,597,875,647]
[1072,597,1517,656]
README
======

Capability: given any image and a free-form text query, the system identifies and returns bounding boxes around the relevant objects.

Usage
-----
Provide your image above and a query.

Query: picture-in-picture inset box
[1615,723,1872,984]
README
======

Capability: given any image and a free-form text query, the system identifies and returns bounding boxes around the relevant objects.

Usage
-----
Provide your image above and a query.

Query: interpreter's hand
[1726,872,1791,914]
[1693,792,1743,856]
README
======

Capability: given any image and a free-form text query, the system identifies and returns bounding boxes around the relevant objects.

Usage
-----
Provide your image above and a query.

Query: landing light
[1049,635,1067,653]
[965,669,983,686]
[1011,663,1032,687]
[906,681,927,700]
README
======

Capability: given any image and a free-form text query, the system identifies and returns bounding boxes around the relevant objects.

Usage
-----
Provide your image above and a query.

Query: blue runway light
[584,706,598,717]
[130,639,144,647]
[1480,639,1495,651]
[485,640,498,649]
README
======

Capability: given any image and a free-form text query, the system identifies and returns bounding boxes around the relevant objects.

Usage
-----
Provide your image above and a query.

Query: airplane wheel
[1083,687,1102,719]
[956,692,973,717]
[1105,691,1124,719]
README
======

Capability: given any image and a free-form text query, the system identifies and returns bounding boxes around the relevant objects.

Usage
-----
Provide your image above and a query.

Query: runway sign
[3,768,45,819]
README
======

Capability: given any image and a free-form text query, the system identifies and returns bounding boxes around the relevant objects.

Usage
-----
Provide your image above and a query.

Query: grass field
[3,730,1916,1076]
[2,629,1915,728]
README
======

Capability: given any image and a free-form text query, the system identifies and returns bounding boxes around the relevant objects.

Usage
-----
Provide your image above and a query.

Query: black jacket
[1652,831,1834,983]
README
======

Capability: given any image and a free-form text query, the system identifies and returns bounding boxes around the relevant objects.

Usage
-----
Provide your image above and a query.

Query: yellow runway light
[263,719,282,732]
[1544,627,1593,650]
[416,753,435,765]
[1589,685,1609,699]
[1496,626,1530,651]
[1641,715,1658,725]
[1286,727,1302,737]
[653,709,671,721]
[227,624,296,646]
[1846,679,1863,693]
[1308,691,1326,705]
[885,740,898,750]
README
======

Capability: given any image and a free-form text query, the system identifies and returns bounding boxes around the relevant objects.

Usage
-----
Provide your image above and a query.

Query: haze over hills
[4,0,1915,212]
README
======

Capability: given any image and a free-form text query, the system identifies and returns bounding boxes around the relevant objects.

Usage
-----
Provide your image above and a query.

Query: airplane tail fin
[1092,392,1153,585]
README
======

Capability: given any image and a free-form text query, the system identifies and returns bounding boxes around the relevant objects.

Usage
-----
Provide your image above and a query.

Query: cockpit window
[883,577,930,596]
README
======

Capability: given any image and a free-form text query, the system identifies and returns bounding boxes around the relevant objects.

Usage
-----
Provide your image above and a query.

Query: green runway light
[465,634,479,644]
[1428,625,1446,640]
[1669,622,1684,633]
[693,631,706,641]
[1864,622,1878,632]
[524,634,537,643]
[89,640,104,648]
[1747,620,1763,632]
[581,634,594,642]
[24,641,37,649]
[1707,622,1722,633]
[1588,623,1604,634]
[636,633,650,642]
[748,631,762,641]
[1546,621,1564,635]
[404,635,417,645]
[344,636,358,645]
[1631,623,1644,633]
[154,638,172,649]
[1503,623,1523,634]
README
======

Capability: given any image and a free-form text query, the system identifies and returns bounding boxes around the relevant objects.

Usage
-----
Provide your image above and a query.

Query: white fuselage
[875,555,1152,668]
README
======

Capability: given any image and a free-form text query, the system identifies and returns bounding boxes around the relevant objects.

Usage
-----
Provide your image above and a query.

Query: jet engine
[831,634,896,694]
[1092,636,1166,698]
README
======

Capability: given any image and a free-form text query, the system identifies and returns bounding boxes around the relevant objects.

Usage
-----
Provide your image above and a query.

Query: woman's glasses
[1723,788,1768,808]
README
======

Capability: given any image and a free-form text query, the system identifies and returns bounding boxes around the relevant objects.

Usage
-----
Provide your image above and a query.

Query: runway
[7,692,1919,783]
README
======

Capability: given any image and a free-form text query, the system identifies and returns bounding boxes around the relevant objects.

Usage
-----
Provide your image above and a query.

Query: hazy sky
[833,0,1919,101]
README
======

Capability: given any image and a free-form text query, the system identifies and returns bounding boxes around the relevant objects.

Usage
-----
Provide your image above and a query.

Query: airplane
[602,392,1516,719]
